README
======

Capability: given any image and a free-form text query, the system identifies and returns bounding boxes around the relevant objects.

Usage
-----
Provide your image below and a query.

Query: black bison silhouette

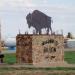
[26,10,53,34]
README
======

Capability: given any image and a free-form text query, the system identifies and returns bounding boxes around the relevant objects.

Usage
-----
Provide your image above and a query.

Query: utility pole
[0,21,2,52]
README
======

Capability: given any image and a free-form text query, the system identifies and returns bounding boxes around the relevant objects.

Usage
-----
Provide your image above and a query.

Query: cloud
[0,0,75,37]
[0,0,75,14]
[0,0,35,7]
[9,0,35,7]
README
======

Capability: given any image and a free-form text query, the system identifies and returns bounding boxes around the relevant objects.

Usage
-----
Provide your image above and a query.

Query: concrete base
[33,61,68,67]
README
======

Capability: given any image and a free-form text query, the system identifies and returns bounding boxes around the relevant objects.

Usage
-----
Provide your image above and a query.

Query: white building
[67,39,75,48]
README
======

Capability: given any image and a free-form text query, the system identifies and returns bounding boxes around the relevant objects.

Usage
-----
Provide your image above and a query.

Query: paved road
[64,48,75,51]
[1,50,16,54]
[0,63,75,68]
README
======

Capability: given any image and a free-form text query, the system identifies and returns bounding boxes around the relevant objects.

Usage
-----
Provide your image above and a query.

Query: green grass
[64,51,75,64]
[0,51,75,74]
[1,67,75,72]
[3,51,75,64]
[4,53,16,64]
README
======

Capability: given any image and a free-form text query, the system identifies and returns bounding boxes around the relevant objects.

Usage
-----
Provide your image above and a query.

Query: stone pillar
[16,34,33,63]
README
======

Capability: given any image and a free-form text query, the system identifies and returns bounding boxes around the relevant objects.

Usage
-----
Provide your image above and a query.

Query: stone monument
[16,10,65,66]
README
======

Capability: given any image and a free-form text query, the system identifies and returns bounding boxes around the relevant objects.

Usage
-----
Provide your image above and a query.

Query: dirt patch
[0,70,75,75]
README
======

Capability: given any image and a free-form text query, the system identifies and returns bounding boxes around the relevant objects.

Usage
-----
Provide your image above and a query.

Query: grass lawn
[3,51,75,64]
[64,51,75,64]
[0,51,75,75]
[4,53,16,64]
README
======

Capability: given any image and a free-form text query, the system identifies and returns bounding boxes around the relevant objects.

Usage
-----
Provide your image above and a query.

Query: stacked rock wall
[16,34,32,63]
[32,35,64,65]
[16,34,64,65]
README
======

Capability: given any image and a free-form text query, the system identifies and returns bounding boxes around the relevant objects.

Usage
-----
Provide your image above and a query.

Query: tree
[67,32,73,39]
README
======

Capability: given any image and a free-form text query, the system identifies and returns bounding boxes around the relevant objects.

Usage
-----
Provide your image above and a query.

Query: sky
[0,0,75,39]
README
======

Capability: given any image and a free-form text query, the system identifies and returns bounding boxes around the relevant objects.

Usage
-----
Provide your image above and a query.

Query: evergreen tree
[67,32,73,39]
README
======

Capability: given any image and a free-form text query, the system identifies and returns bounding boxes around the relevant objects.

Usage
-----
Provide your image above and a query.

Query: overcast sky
[0,0,75,39]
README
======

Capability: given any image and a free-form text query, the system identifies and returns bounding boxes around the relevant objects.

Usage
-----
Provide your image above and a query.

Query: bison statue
[26,10,53,34]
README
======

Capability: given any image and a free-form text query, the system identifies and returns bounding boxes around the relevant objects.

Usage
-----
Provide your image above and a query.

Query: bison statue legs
[36,28,41,34]
[46,27,52,35]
